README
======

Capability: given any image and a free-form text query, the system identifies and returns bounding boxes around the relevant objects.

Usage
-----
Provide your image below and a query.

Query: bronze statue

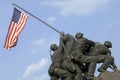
[48,32,119,80]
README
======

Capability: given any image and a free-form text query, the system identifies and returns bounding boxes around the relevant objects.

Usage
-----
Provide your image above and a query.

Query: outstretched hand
[60,31,65,37]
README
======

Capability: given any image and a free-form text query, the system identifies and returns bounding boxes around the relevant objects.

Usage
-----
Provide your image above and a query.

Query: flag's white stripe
[12,13,28,44]
[4,22,14,49]
[8,22,17,47]
[5,22,15,49]
[17,13,28,35]
[10,14,24,45]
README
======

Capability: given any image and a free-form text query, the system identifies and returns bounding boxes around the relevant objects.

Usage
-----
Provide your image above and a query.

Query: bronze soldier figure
[60,33,83,80]
[48,43,74,80]
[72,32,98,80]
[87,41,118,72]
[48,32,75,80]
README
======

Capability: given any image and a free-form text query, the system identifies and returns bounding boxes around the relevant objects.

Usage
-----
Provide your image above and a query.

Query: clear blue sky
[0,0,120,80]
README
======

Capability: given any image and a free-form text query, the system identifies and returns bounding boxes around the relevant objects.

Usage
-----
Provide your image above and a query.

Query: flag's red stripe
[6,22,14,48]
[4,22,15,49]
[16,13,24,32]
[12,13,28,45]
[9,23,17,47]
[4,22,13,49]
[17,13,28,36]
[17,13,28,34]
[9,22,16,47]
[7,22,15,47]
[10,14,24,45]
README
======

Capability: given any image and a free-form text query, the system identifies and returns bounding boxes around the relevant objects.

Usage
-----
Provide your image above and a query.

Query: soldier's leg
[86,61,97,80]
[74,63,83,80]
[62,59,75,73]
[97,55,114,72]
[54,67,74,80]
[62,59,83,80]
[83,63,89,79]
[50,76,59,80]
[79,56,98,80]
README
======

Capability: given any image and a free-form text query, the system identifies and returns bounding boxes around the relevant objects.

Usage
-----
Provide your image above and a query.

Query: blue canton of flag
[12,8,21,23]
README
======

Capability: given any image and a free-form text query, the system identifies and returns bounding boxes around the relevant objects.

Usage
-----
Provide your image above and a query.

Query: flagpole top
[12,3,17,7]
[12,3,15,5]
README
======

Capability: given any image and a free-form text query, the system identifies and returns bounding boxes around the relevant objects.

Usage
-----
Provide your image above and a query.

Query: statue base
[93,71,120,80]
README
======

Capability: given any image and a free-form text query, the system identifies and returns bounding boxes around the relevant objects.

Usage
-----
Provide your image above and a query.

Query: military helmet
[75,32,83,39]
[50,44,58,51]
[104,41,112,47]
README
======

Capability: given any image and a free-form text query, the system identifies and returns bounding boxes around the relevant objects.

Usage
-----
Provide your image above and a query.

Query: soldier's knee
[108,56,114,60]
[66,72,73,77]
[65,77,74,80]
[54,67,59,73]
[62,73,74,80]
[50,76,59,80]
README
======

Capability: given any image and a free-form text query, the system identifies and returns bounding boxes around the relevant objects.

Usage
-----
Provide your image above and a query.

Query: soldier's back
[88,44,109,56]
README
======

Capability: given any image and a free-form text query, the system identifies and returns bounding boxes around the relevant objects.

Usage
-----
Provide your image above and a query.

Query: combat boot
[98,56,114,72]
[98,67,106,72]
[86,75,94,80]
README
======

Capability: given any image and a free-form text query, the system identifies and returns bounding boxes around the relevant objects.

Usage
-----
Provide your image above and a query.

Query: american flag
[4,7,28,50]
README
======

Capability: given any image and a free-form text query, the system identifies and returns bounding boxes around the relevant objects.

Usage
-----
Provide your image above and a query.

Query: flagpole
[12,3,61,34]
[12,3,75,70]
